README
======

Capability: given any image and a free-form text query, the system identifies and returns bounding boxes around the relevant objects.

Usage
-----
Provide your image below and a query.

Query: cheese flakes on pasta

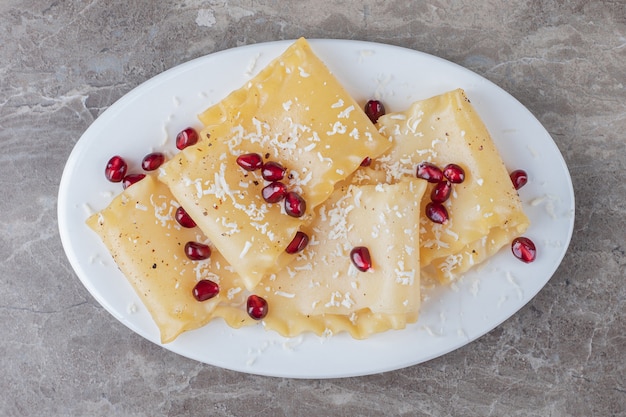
[159,38,391,290]
[375,89,530,282]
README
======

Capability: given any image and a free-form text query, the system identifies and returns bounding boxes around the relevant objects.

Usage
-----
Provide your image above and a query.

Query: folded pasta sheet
[253,178,427,339]
[160,38,391,290]
[375,89,530,283]
[86,175,253,343]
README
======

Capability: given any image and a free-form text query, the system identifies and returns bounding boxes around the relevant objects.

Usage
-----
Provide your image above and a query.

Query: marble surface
[1,0,624,416]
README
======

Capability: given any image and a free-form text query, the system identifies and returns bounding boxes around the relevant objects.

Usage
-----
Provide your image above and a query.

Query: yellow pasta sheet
[254,178,427,339]
[86,175,253,343]
[375,89,529,283]
[160,38,391,290]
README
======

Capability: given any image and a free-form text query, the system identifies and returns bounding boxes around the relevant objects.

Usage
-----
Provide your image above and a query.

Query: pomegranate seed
[285,231,309,254]
[262,181,287,203]
[175,127,198,150]
[261,161,286,181]
[431,180,452,203]
[284,191,306,218]
[247,295,268,320]
[443,163,465,183]
[141,152,165,171]
[175,206,196,228]
[360,156,372,167]
[184,241,211,260]
[416,162,443,183]
[511,237,536,263]
[122,173,145,189]
[510,169,528,190]
[364,100,386,124]
[192,280,219,302]
[236,153,263,171]
[425,202,449,224]
[350,246,372,272]
[105,155,128,182]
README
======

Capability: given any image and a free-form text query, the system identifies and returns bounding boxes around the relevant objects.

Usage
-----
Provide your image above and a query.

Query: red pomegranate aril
[350,246,372,272]
[443,163,465,184]
[284,191,306,217]
[510,169,528,190]
[286,231,309,254]
[105,155,128,183]
[360,156,372,167]
[192,279,219,302]
[141,152,165,171]
[175,206,196,228]
[431,180,452,203]
[175,127,199,150]
[262,181,287,203]
[122,173,146,189]
[261,161,286,181]
[364,100,386,124]
[236,153,263,171]
[184,241,211,260]
[247,295,268,320]
[416,162,443,183]
[425,202,449,224]
[511,237,536,263]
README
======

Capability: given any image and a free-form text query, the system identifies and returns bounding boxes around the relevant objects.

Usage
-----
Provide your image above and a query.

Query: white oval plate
[58,39,575,378]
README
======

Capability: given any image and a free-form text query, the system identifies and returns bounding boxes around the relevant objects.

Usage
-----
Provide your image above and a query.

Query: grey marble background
[1,1,625,416]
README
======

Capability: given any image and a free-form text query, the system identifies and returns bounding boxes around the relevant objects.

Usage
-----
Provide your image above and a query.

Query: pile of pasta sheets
[87,38,529,343]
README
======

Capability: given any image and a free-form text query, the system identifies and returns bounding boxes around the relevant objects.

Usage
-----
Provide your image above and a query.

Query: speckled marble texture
[1,1,625,416]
